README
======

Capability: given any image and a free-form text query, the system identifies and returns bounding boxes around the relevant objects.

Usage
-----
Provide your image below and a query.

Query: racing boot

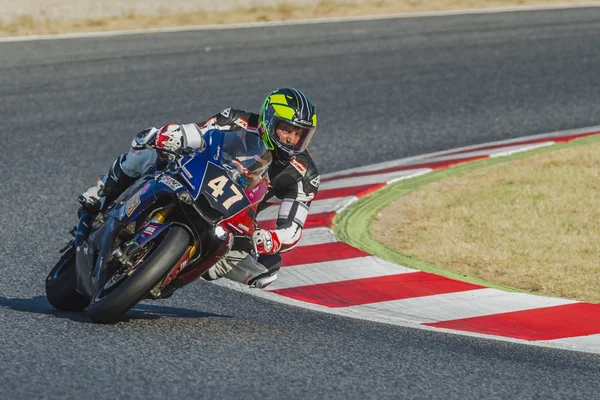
[78,155,137,215]
[248,253,281,288]
[204,252,280,289]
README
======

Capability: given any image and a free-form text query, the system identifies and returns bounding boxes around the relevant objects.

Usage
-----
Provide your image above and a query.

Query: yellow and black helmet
[259,88,317,157]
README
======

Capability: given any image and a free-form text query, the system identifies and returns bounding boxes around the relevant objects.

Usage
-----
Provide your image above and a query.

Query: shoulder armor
[200,109,259,133]
[294,151,321,198]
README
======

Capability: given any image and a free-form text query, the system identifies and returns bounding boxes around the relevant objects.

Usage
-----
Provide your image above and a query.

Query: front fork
[116,207,200,299]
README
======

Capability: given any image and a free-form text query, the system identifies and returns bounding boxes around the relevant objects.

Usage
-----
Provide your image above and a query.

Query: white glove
[252,229,281,255]
[155,124,184,153]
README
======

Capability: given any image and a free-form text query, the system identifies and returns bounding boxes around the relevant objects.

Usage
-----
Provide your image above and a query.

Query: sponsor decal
[178,259,189,271]
[181,165,193,179]
[291,158,307,176]
[227,222,244,234]
[234,117,248,129]
[237,223,250,232]
[214,145,221,161]
[159,176,183,191]
[143,225,157,236]
[162,254,190,289]
[221,108,231,118]
[140,182,151,194]
[310,175,320,187]
[125,192,141,217]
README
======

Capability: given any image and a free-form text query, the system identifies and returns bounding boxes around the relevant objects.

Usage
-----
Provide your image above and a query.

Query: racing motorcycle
[45,129,272,323]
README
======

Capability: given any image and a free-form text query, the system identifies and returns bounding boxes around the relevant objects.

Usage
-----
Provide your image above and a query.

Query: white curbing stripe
[296,227,338,247]
[545,334,600,353]
[345,288,575,324]
[267,256,416,291]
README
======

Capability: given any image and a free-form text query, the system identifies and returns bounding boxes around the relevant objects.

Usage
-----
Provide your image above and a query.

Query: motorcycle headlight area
[214,226,228,240]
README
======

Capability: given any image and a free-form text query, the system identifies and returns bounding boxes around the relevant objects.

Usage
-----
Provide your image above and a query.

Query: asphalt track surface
[1,7,600,399]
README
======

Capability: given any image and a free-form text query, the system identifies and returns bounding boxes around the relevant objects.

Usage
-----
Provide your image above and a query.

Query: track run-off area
[1,6,600,399]
[230,127,600,353]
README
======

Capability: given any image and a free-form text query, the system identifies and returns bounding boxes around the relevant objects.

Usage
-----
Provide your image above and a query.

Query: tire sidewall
[87,226,190,323]
[45,246,89,312]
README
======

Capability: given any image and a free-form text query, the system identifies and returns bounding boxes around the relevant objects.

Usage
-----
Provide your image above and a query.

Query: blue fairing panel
[178,129,225,199]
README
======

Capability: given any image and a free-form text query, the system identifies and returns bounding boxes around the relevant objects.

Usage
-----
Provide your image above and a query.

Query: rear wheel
[45,245,89,312]
[87,226,190,324]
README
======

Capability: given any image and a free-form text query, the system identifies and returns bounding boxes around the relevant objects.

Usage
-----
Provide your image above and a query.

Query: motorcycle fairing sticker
[200,162,250,217]
[125,191,141,217]
[159,175,183,191]
[124,183,150,217]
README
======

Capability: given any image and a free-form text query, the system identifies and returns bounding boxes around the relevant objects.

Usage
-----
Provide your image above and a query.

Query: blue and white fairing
[108,128,272,225]
[104,129,220,225]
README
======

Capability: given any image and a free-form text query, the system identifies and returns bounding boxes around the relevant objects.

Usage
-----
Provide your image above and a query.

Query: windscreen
[221,131,272,190]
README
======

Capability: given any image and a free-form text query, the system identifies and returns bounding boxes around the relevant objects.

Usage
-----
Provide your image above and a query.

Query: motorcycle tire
[87,226,190,324]
[45,245,89,312]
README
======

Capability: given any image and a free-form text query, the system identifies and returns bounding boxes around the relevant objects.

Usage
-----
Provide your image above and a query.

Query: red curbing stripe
[259,211,336,230]
[270,272,484,307]
[315,183,387,201]
[424,302,600,340]
[427,131,600,158]
[321,155,488,183]
[280,241,369,267]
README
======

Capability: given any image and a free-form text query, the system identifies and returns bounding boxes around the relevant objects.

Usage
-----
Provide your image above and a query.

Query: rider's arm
[267,169,321,253]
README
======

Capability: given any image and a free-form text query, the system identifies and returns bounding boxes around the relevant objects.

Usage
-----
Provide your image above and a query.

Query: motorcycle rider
[79,87,320,289]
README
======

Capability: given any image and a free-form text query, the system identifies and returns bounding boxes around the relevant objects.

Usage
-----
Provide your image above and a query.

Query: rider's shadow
[0,296,229,323]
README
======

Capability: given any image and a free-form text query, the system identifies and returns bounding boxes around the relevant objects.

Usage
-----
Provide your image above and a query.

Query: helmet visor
[272,119,316,155]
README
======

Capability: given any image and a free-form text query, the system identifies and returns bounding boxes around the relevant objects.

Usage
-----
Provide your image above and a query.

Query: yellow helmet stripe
[269,94,289,105]
[272,104,295,120]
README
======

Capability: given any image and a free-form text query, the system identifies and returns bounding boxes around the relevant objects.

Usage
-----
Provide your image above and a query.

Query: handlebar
[147,144,196,171]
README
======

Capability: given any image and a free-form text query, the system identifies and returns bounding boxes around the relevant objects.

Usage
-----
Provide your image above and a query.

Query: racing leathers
[79,108,320,289]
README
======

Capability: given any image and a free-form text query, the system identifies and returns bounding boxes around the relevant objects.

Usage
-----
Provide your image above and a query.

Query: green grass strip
[333,133,600,296]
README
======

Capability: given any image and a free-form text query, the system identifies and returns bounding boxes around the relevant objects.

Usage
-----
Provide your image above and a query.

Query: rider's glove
[155,124,184,155]
[252,229,281,255]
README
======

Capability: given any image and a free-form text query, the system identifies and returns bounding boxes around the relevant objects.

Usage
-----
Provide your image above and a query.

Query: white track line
[320,169,430,190]
[322,124,600,180]
[2,4,600,43]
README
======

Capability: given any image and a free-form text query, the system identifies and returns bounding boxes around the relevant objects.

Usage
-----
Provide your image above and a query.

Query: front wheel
[45,245,89,312]
[87,226,190,324]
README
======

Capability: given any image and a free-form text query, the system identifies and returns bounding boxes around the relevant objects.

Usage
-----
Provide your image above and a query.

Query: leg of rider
[205,251,279,288]
[256,253,282,279]
[79,148,157,214]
